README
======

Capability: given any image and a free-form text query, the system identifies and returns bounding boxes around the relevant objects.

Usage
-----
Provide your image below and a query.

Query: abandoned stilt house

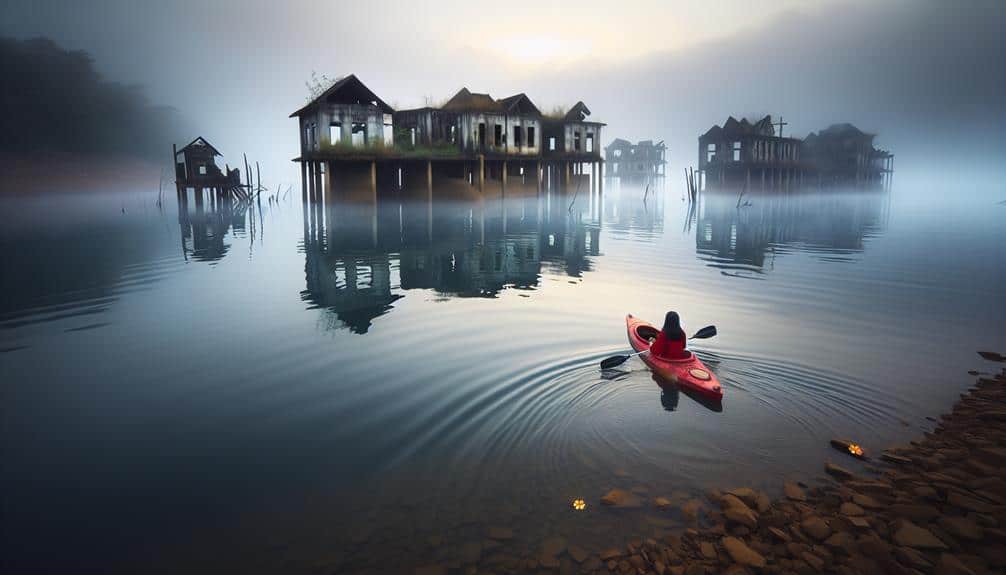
[603,139,667,178]
[697,115,894,189]
[173,137,245,206]
[698,116,804,188]
[290,74,605,205]
[803,123,894,184]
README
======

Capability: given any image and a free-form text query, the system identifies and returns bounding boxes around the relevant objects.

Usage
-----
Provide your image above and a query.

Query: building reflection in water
[177,191,249,263]
[300,161,604,333]
[691,188,889,276]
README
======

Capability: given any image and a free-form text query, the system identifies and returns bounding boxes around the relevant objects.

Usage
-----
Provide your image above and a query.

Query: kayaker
[649,311,688,360]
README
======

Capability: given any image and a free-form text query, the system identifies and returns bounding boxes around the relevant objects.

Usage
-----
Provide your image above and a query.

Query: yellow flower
[572,498,586,510]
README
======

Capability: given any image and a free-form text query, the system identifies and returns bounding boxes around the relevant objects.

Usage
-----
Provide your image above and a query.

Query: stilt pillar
[301,161,308,204]
[479,155,485,194]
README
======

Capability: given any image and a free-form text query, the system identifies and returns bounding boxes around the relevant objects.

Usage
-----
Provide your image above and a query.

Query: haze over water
[2,163,1004,572]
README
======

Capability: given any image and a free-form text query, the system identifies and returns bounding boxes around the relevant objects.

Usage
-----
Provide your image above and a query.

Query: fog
[2,0,1003,181]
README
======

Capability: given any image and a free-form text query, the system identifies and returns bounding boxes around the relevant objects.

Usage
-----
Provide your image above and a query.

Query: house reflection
[301,171,603,333]
[178,193,248,263]
[693,189,889,275]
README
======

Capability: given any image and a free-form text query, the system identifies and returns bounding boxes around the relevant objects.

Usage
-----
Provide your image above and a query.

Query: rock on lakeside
[408,361,1006,574]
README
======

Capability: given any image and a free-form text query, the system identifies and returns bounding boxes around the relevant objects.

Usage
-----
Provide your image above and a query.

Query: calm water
[2,166,1005,573]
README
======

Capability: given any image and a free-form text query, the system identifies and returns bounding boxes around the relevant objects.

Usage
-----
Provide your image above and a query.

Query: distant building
[698,115,803,187]
[803,123,894,183]
[604,139,667,178]
[697,115,893,188]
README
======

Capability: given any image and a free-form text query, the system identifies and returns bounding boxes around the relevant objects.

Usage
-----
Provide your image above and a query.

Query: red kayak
[626,314,723,401]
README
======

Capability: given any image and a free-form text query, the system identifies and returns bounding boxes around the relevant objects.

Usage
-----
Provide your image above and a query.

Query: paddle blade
[600,354,631,369]
[690,325,717,339]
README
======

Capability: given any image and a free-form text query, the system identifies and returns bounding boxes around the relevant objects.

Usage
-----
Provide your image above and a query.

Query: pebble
[893,520,950,549]
[784,481,806,501]
[721,536,766,568]
[939,516,984,541]
[936,553,978,575]
[825,463,855,480]
[600,488,642,508]
[567,544,587,563]
[800,516,831,541]
[839,502,865,516]
[487,526,512,540]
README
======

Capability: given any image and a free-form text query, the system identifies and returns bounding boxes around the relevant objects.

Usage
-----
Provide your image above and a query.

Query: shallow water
[2,167,1004,573]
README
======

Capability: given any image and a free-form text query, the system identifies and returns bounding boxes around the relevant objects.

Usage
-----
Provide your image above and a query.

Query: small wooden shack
[173,137,243,205]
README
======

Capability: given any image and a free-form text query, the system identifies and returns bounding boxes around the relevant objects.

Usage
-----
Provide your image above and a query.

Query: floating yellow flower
[848,443,864,457]
[572,498,586,510]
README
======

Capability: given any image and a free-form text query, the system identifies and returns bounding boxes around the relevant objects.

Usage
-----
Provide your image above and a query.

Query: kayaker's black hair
[662,311,685,340]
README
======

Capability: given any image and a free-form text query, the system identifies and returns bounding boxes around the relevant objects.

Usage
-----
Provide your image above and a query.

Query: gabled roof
[177,137,221,157]
[564,101,591,122]
[816,123,872,139]
[442,88,501,112]
[703,115,781,139]
[497,93,542,117]
[290,74,394,118]
[605,138,632,149]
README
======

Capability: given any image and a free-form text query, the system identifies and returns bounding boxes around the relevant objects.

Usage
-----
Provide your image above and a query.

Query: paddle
[599,325,717,370]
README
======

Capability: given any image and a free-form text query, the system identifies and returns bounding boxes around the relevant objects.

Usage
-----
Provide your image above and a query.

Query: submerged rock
[893,520,949,549]
[721,536,766,568]
[601,488,642,508]
[800,516,831,541]
[783,481,806,501]
[825,463,855,480]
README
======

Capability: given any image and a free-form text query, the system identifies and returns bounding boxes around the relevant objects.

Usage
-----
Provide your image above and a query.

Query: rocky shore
[416,358,1006,575]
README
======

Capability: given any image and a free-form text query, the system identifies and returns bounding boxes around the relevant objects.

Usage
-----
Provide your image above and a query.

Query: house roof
[814,123,873,139]
[177,137,221,157]
[442,88,501,112]
[497,93,542,117]
[289,74,394,118]
[604,138,664,151]
[702,115,778,139]
[605,138,633,149]
[564,101,591,122]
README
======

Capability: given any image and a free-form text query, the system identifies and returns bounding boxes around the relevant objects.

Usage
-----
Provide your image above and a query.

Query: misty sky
[3,0,1004,179]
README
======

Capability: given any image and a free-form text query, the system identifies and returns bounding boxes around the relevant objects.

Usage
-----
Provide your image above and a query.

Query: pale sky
[3,0,1002,177]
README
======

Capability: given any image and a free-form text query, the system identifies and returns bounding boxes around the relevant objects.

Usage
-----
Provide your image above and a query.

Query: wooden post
[314,161,322,204]
[536,160,543,197]
[255,162,262,206]
[426,160,433,242]
[479,154,485,195]
[325,161,335,204]
[598,162,603,196]
[297,161,305,204]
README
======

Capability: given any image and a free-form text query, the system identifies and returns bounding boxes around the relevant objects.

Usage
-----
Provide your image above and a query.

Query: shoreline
[0,152,162,195]
[407,354,1006,575]
[570,355,1006,575]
